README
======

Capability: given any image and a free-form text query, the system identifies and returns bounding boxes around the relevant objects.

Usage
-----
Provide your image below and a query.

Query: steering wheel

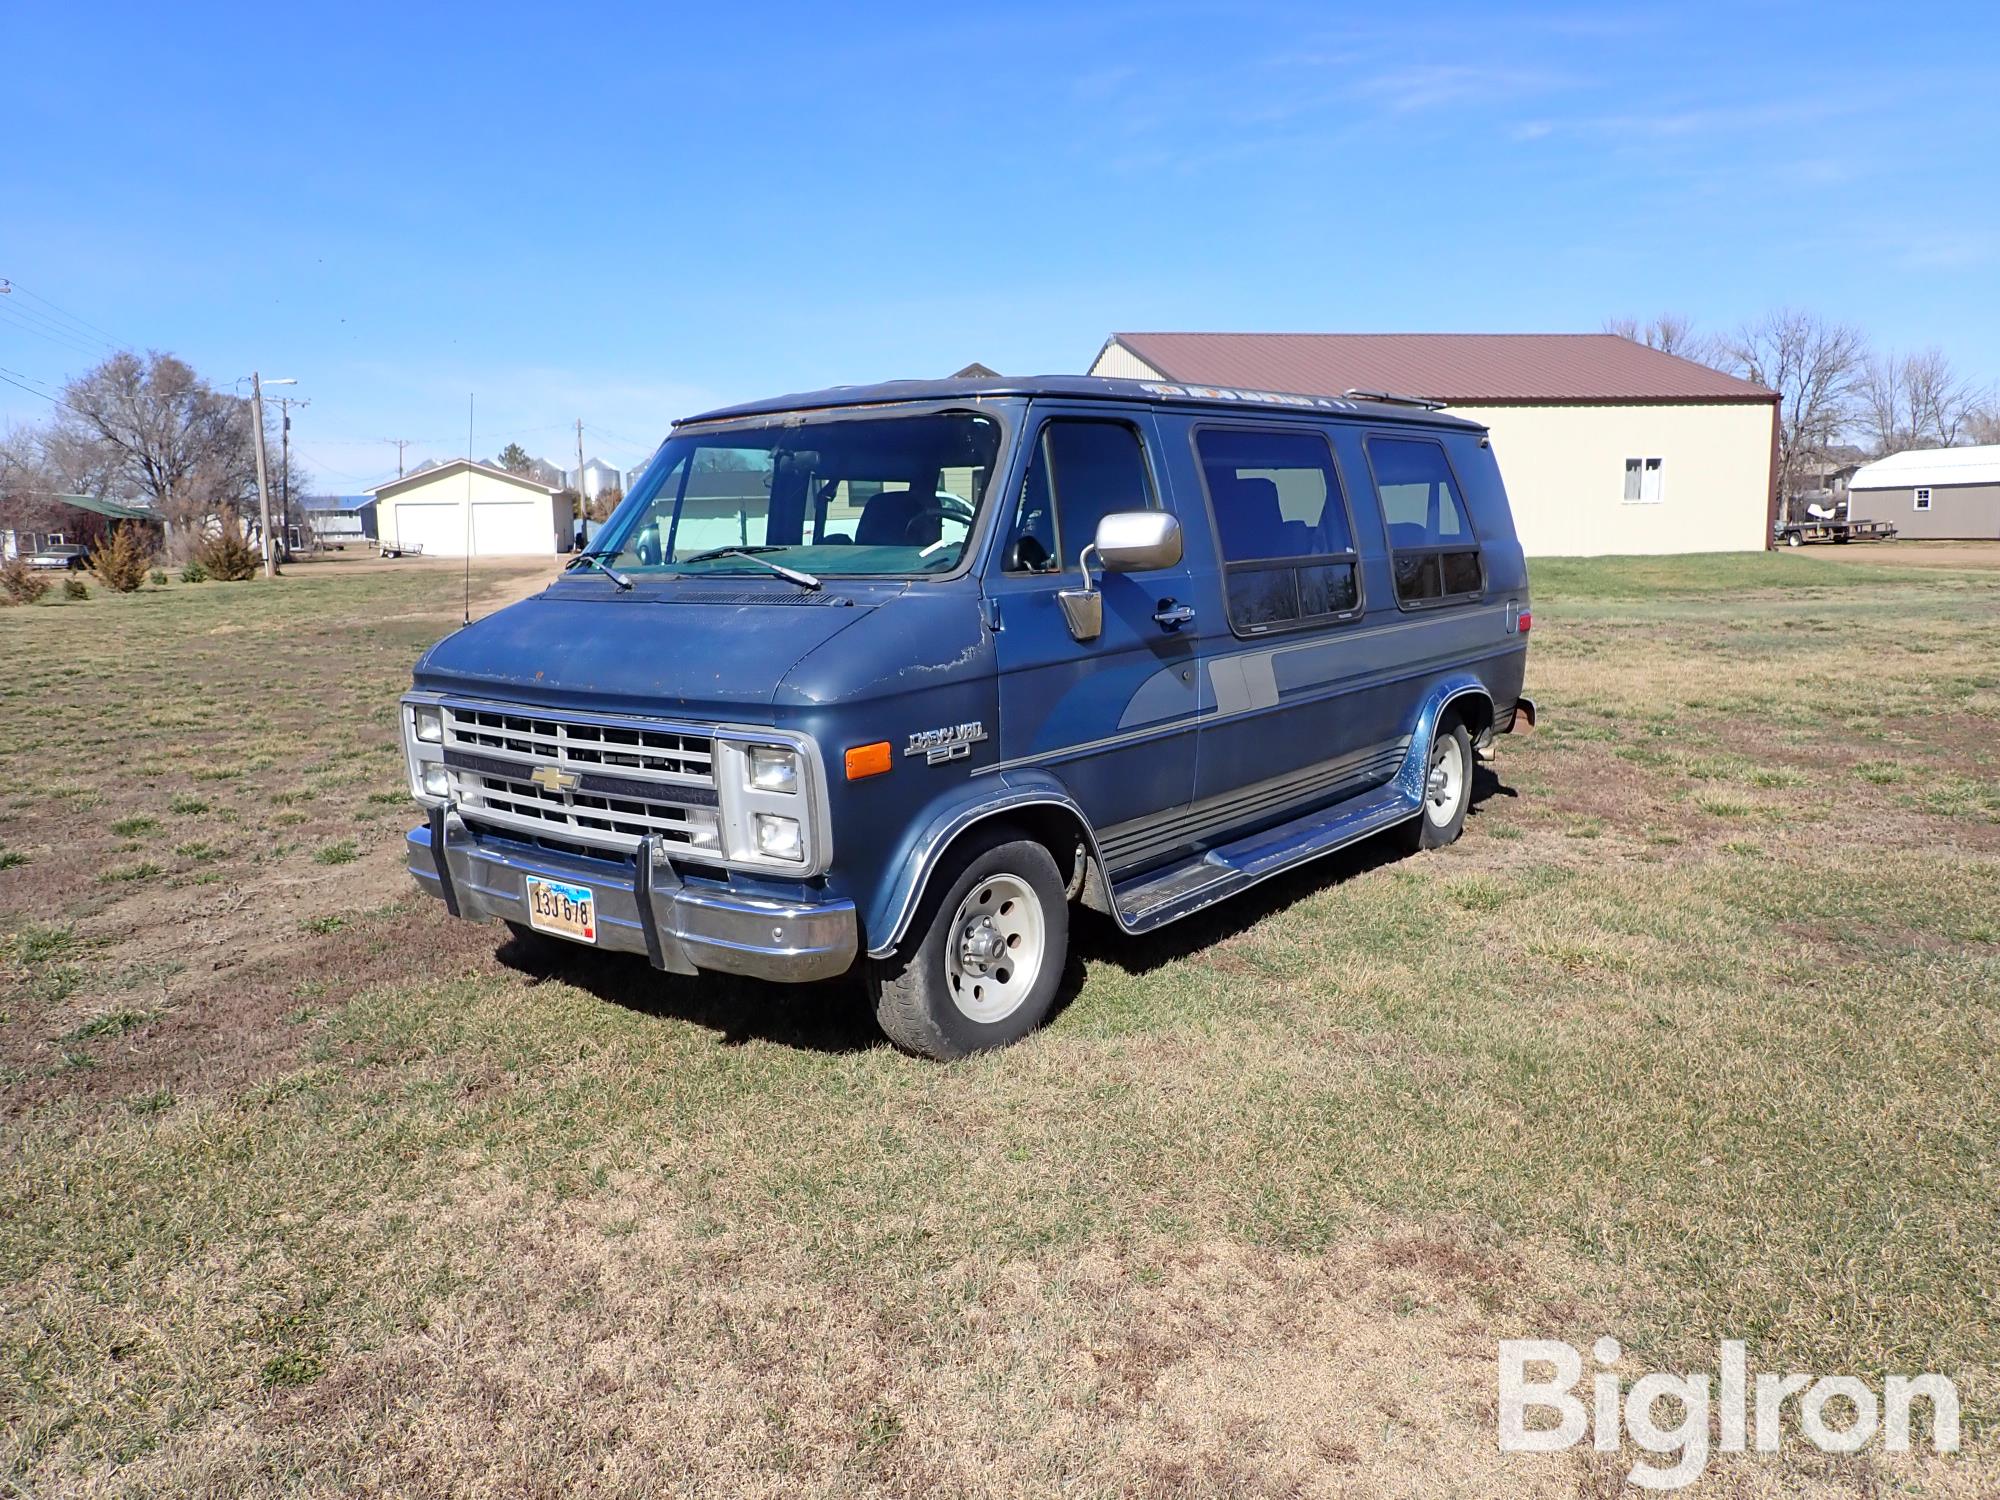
[896,497,975,545]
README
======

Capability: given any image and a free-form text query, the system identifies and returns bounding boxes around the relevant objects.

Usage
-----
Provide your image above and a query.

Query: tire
[1786,532,1803,548]
[868,825,1069,1059]
[1401,718,1472,852]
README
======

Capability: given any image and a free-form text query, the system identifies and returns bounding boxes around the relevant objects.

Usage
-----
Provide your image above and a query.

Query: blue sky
[3,1,1995,490]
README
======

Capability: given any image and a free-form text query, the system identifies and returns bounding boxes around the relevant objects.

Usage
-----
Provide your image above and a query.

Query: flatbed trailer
[1775,518,1898,547]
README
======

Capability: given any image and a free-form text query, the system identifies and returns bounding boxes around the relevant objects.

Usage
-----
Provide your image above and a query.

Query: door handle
[1152,600,1196,631]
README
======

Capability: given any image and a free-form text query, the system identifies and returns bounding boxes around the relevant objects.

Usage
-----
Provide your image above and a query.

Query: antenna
[463,393,474,627]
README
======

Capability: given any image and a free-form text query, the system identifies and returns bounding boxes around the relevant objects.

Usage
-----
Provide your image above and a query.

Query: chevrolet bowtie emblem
[528,764,580,793]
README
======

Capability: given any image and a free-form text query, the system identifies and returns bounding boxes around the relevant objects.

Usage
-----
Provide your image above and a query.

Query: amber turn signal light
[845,741,893,780]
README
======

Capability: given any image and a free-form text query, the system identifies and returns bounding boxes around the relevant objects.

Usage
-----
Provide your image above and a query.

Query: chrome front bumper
[407,808,858,983]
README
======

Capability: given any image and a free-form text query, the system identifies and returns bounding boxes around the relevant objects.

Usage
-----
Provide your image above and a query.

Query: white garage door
[469,498,554,555]
[390,502,465,556]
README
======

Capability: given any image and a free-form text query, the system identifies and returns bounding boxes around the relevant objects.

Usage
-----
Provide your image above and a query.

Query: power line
[0,297,116,352]
[0,279,135,351]
[0,302,111,361]
[584,421,659,453]
[0,365,82,415]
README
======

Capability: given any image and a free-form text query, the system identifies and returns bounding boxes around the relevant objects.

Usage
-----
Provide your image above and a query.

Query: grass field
[2,546,1996,1497]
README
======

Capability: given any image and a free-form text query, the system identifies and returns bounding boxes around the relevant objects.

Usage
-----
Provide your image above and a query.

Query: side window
[1001,420,1154,573]
[1367,436,1484,607]
[1196,427,1358,634]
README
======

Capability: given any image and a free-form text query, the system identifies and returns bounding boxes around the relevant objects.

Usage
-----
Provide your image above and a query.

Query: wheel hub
[958,916,1005,975]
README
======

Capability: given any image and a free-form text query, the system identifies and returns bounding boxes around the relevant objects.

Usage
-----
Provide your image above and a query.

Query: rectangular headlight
[747,744,799,793]
[413,705,443,743]
[422,764,449,798]
[753,813,803,861]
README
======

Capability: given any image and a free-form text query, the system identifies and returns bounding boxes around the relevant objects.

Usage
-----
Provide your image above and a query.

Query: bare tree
[1858,347,1986,455]
[1722,310,1867,524]
[0,424,48,546]
[1967,403,2000,448]
[55,352,258,526]
[1603,313,1725,368]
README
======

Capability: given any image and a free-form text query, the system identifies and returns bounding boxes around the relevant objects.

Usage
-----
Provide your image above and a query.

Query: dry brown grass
[3,545,1997,1496]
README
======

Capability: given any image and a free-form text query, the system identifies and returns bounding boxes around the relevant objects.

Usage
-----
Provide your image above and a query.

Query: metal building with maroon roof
[1090,333,1780,557]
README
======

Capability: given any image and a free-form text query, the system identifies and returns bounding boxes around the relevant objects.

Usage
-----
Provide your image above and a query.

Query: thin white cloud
[1345,62,1571,114]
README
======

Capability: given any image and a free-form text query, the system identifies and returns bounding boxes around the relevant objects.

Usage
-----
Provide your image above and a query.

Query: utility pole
[392,438,410,478]
[250,372,276,578]
[275,394,309,559]
[575,418,586,508]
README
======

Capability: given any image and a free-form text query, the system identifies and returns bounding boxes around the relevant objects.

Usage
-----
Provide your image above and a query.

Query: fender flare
[1392,674,1495,808]
[864,770,1102,958]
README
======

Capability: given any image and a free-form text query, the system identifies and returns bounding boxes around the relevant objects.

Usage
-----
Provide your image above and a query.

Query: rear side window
[1366,436,1484,606]
[1195,427,1360,634]
[1001,420,1155,573]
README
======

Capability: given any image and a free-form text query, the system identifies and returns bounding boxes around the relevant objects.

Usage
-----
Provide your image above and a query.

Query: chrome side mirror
[1095,511,1182,573]
[1054,512,1182,643]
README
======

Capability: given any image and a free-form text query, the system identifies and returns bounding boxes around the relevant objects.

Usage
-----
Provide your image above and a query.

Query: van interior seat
[855,487,938,547]
[1388,520,1431,550]
[1215,474,1294,559]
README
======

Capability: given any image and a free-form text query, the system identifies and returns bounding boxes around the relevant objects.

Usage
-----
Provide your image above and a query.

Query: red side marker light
[1517,610,1532,635]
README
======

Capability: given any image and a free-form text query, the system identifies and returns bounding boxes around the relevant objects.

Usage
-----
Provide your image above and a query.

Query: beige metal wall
[1849,482,2000,540]
[1085,345,1776,556]
[1090,343,1168,380]
[1447,402,1774,557]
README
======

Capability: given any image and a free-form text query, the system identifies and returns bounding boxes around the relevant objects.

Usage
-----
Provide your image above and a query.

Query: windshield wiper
[680,548,821,590]
[566,552,633,590]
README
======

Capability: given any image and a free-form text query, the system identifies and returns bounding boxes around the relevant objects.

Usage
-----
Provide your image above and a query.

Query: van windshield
[589,411,1002,579]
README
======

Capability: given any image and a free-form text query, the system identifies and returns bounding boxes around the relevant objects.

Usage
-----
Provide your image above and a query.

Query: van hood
[412,586,878,717]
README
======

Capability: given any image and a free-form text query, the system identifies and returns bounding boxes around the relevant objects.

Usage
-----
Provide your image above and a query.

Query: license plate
[524,877,596,943]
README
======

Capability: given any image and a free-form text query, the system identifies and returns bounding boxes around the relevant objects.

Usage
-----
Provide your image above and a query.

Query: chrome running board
[1112,781,1419,932]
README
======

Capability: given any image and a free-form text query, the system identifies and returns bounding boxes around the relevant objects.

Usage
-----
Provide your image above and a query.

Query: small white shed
[365,460,569,557]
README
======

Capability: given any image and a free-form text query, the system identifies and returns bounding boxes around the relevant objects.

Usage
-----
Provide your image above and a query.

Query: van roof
[679,375,1486,432]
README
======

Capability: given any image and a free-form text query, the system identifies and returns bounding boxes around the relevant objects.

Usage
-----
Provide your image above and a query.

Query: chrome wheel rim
[1425,734,1465,827]
[945,873,1044,1024]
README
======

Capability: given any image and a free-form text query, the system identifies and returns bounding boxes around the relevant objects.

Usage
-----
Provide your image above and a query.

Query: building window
[1914,487,1932,512]
[1366,436,1484,608]
[1193,426,1361,634]
[1622,457,1665,503]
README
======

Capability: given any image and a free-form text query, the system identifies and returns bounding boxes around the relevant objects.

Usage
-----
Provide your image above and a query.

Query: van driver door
[983,406,1200,852]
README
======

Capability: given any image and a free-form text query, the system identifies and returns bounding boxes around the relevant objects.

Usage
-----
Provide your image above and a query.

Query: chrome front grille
[440,702,719,856]
[446,705,711,783]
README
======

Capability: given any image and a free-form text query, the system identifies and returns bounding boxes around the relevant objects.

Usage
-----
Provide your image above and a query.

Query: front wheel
[868,826,1068,1059]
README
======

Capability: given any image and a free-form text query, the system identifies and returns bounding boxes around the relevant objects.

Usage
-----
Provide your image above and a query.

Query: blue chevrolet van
[402,375,1534,1056]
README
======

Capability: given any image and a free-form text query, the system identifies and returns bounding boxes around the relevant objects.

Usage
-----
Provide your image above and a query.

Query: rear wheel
[868,826,1068,1059]
[1401,718,1472,851]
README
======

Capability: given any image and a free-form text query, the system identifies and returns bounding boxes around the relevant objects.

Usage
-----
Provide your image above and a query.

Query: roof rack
[1342,388,1449,411]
